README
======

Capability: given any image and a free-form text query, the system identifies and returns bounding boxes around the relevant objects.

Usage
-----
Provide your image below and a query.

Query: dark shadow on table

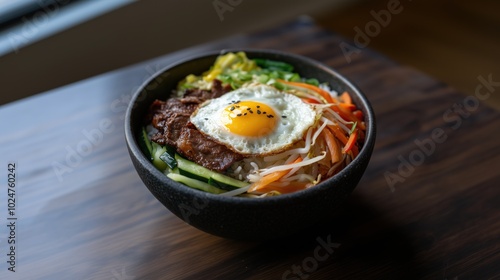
[178,192,423,280]
[26,173,422,280]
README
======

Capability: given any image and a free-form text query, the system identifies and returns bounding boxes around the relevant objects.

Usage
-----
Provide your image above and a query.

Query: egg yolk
[221,101,278,137]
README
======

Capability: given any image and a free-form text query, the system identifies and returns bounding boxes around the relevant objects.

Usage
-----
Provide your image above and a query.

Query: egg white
[190,84,317,156]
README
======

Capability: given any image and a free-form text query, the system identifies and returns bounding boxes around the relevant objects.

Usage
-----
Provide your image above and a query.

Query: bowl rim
[125,48,376,205]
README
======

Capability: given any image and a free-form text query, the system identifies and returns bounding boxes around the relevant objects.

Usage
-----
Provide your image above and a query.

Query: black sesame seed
[230,106,235,111]
[282,115,287,118]
[263,111,267,114]
[257,105,260,108]
[237,113,242,116]
[249,110,253,114]
[244,113,247,115]
[204,118,208,120]
[257,110,261,114]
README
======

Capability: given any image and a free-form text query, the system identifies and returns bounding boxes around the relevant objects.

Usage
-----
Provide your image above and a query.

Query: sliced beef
[144,99,166,124]
[149,98,197,146]
[183,79,232,101]
[151,113,190,146]
[147,79,241,172]
[176,124,243,172]
[211,79,233,97]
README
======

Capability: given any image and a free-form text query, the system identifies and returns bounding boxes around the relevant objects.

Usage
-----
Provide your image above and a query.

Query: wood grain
[0,18,499,279]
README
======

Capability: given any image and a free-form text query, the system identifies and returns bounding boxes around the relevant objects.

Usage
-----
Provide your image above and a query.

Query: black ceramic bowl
[125,49,376,240]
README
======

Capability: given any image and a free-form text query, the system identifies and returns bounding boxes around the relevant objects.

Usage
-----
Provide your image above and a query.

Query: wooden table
[1,18,499,280]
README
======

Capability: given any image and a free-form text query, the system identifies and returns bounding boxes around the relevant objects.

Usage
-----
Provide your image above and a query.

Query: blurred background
[0,0,498,108]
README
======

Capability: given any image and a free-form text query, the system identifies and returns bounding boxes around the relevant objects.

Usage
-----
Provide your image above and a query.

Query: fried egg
[190,84,317,155]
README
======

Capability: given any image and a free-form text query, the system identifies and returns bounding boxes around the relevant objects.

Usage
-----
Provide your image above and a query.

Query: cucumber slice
[151,142,168,171]
[167,173,226,194]
[175,154,248,189]
[159,145,177,169]
[208,177,239,191]
[179,169,208,184]
[138,127,153,160]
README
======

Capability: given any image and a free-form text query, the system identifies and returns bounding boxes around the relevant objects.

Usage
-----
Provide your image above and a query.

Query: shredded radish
[263,127,313,162]
[282,157,306,179]
[327,154,346,177]
[324,107,353,126]
[250,162,259,172]
[322,114,350,134]
[234,166,242,174]
[312,121,328,146]
[259,152,327,176]
[337,120,351,134]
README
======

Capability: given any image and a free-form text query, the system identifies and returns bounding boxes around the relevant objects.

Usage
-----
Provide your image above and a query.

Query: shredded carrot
[277,80,366,130]
[322,129,342,164]
[328,125,359,156]
[302,97,321,104]
[340,91,352,104]
[248,157,303,193]
[343,129,358,154]
[277,79,335,104]
[339,103,356,111]
[327,125,348,145]
[330,105,366,130]
[353,110,364,120]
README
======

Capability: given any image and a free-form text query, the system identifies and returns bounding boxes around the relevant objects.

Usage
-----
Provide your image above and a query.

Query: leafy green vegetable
[253,58,294,72]
[175,52,320,92]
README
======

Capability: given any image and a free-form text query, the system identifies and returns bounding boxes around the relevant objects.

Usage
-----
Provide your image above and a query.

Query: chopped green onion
[349,122,358,135]
[273,82,286,91]
[258,74,269,83]
[269,71,280,79]
[289,73,301,82]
